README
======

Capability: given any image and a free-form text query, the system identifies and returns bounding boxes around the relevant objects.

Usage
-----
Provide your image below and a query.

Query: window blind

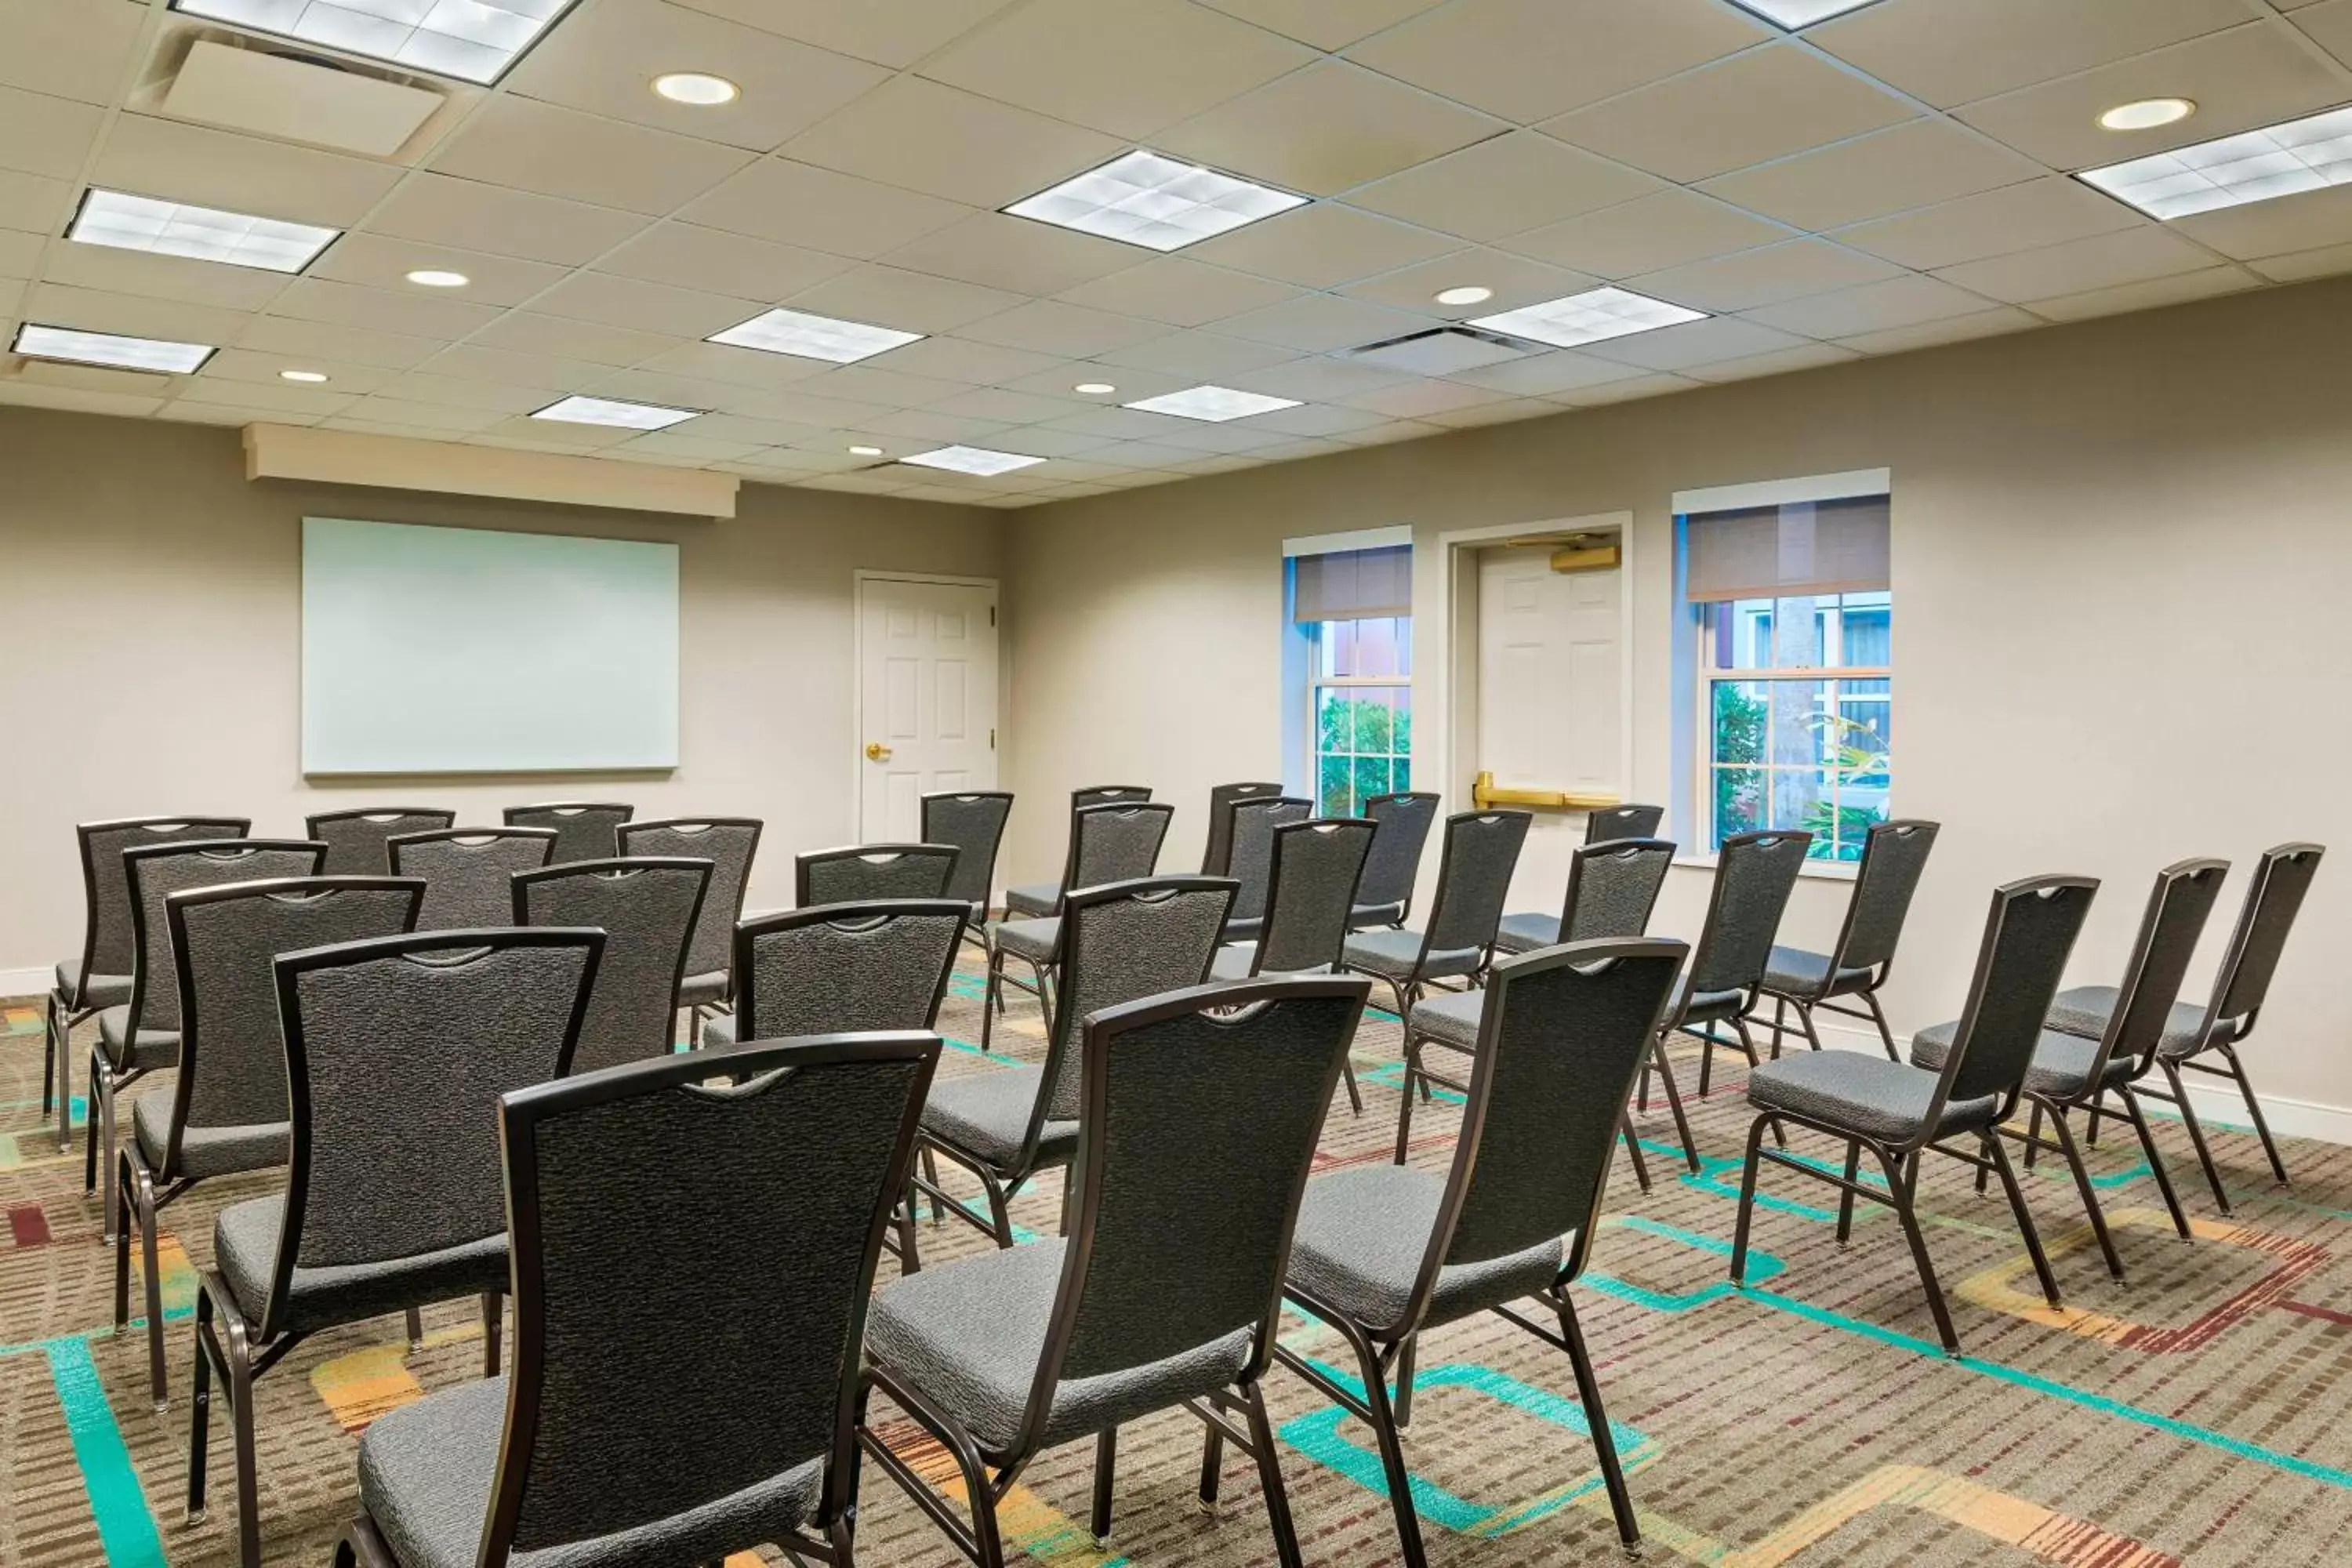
[1682,495,1889,603]
[1292,544,1411,623]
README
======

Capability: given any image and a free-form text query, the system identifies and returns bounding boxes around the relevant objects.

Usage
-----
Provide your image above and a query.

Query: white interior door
[858,577,998,843]
[1475,544,1624,906]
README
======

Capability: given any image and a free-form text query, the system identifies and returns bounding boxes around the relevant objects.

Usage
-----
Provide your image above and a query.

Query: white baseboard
[1,964,49,999]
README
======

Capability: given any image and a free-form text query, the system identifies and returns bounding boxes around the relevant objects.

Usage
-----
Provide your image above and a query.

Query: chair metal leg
[481,1293,503,1376]
[1091,1427,1116,1546]
[2160,1059,2234,1214]
[1344,1328,1427,1568]
[1394,1040,1423,1163]
[1242,1378,1307,1568]
[1794,999,1829,1055]
[227,1308,263,1566]
[1339,1054,1363,1116]
[1730,1116,1770,1286]
[1875,1148,1961,1355]
[405,1307,424,1352]
[2117,1087,2191,1239]
[2217,1044,2290,1185]
[1619,1118,1651,1193]
[58,1027,78,1153]
[2022,1100,2044,1171]
[42,990,61,1120]
[1835,1140,1861,1245]
[2040,1100,2123,1281]
[1769,995,1789,1060]
[120,1151,169,1409]
[980,945,1004,1051]
[94,1058,118,1240]
[1196,1405,1225,1510]
[921,1148,944,1227]
[1643,1034,1700,1172]
[1392,1332,1417,1429]
[1556,1291,1640,1550]
[187,1284,215,1523]
[895,1187,921,1273]
[1982,1132,2062,1309]
[84,1051,104,1196]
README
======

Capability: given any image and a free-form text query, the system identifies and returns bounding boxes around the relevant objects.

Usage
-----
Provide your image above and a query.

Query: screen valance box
[1292,544,1412,623]
[1682,495,1889,604]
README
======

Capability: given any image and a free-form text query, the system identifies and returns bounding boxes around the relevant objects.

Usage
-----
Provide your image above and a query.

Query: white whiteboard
[302,517,680,775]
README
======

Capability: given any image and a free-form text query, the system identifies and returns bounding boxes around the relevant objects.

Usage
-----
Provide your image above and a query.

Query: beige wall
[0,408,999,974]
[1002,274,2352,1129]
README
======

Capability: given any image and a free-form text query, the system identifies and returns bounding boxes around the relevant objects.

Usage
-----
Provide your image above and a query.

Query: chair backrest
[1019,978,1367,1450]
[74,816,251,990]
[731,901,969,1040]
[1584,804,1664,844]
[1558,837,1674,942]
[1202,781,1287,875]
[2209,842,2325,1033]
[485,1033,937,1565]
[1073,785,1152,809]
[1036,877,1236,1128]
[1254,818,1377,975]
[1419,810,1532,960]
[1831,818,1940,975]
[1926,877,2099,1118]
[305,809,454,875]
[503,803,635,864]
[1224,796,1312,924]
[270,928,601,1338]
[794,843,958,907]
[2095,858,2230,1082]
[390,828,557,931]
[161,877,423,1178]
[125,840,326,1033]
[1353,791,1440,920]
[1065,802,1174,898]
[618,818,763,982]
[920,790,1013,913]
[514,858,711,1075]
[1684,829,1812,999]
[1415,939,1686,1321]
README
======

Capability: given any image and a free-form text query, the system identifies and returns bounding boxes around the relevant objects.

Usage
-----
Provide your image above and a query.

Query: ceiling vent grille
[1341,326,1543,376]
[154,36,447,157]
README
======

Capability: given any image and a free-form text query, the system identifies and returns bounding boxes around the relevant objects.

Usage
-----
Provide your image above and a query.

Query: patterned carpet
[5,962,2351,1567]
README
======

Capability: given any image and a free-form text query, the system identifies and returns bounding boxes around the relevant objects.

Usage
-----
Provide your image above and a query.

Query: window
[1289,540,1411,816]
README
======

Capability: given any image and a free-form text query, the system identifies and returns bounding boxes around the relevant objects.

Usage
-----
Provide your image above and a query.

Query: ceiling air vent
[1342,327,1542,376]
[161,38,445,157]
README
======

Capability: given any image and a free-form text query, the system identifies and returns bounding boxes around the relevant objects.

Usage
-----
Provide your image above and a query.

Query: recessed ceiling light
[13,322,214,374]
[1434,285,1494,307]
[167,0,580,85]
[1725,0,1880,26]
[902,445,1047,477]
[279,369,331,383]
[1004,150,1305,252]
[405,268,470,288]
[653,71,738,105]
[848,445,884,456]
[68,189,339,274]
[532,395,701,430]
[1470,287,1707,350]
[2080,104,2352,219]
[1123,385,1301,422]
[1073,381,1116,394]
[707,307,924,364]
[2099,98,2194,132]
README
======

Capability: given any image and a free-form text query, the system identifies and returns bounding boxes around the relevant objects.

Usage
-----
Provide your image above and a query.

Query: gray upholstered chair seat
[867,1236,1252,1453]
[132,1095,285,1181]
[1342,928,1480,983]
[96,1007,180,1070]
[1491,912,1559,954]
[1348,900,1406,929]
[358,1374,823,1568]
[213,1195,507,1333]
[1406,988,1486,1051]
[701,1011,737,1047]
[1004,884,1059,919]
[1909,1022,2135,1101]
[991,917,1059,964]
[1761,945,1875,999]
[55,960,132,1007]
[1287,1164,1562,1335]
[1664,975,1748,1028]
[2045,985,2229,1062]
[677,970,729,1007]
[920,1068,1077,1169]
[1746,1052,2000,1145]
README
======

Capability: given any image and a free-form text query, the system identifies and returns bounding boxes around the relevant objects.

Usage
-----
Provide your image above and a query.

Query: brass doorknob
[865,742,893,761]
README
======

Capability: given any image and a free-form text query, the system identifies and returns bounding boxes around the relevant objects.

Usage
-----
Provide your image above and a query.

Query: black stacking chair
[795,842,959,906]
[1279,938,1687,1568]
[389,827,557,931]
[501,801,634,863]
[335,1031,938,1568]
[1003,786,1154,917]
[1756,818,1940,1059]
[916,877,1236,1248]
[1733,876,2097,1353]
[189,927,602,1568]
[1584,802,1664,844]
[89,840,325,1238]
[305,808,453,875]
[1348,790,1440,931]
[1912,858,2227,1279]
[704,900,967,1049]
[47,815,249,1138]
[1212,818,1377,1113]
[982,801,1173,1050]
[1202,780,1288,874]
[1494,836,1674,956]
[1340,809,1530,1022]
[619,816,764,1030]
[922,789,1014,933]
[2047,842,2322,1214]
[1218,793,1311,941]
[114,876,423,1409]
[514,858,710,1073]
[863,977,1363,1568]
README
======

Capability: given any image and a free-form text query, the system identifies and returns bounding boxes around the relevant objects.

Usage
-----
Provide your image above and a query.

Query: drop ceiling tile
[1932,226,2214,304]
[1954,25,2346,172]
[1740,274,1998,337]
[794,468,918,493]
[174,376,357,416]
[1157,61,1508,198]
[926,386,1092,424]
[793,363,971,407]
[1188,204,1462,289]
[667,0,1022,69]
[1682,342,1861,383]
[862,408,1016,444]
[1806,0,2253,108]
[0,0,144,105]
[1339,250,1599,317]
[646,411,819,445]
[362,176,650,268]
[339,397,511,433]
[730,388,899,426]
[957,299,1170,357]
[1149,419,1299,453]
[996,361,1186,401]
[2171,185,2352,263]
[595,222,853,299]
[2027,264,2263,322]
[1699,119,2042,233]
[2251,241,2352,283]
[1211,294,1428,352]
[1040,405,1199,440]
[1335,418,1446,445]
[1053,257,1301,328]
[1543,45,1916,185]
[583,368,753,408]
[614,432,764,462]
[882,212,1145,297]
[1832,304,2039,354]
[1195,0,1443,50]
[919,0,1315,140]
[1503,190,1794,278]
[532,271,760,338]
[2296,0,2352,68]
[0,167,70,234]
[1244,401,1394,437]
[430,97,756,216]
[155,397,308,425]
[0,383,164,417]
[470,310,677,365]
[369,372,554,413]
[309,235,571,307]
[677,159,973,259]
[238,315,446,368]
[475,413,642,446]
[1224,354,1414,401]
[36,242,286,309]
[0,272,18,316]
[506,0,890,152]
[951,423,1114,458]
[1631,238,1901,314]
[1580,316,1812,371]
[0,86,101,182]
[1076,438,1200,467]
[1344,0,1767,124]
[866,336,1067,386]
[635,339,837,388]
[1338,378,1519,418]
[782,76,1121,209]
[1347,131,1665,244]
[1555,372,1699,407]
[1093,329,1300,378]
[199,347,400,394]
[467,430,608,455]
[94,114,397,226]
[27,282,255,345]
[418,343,611,390]
[267,278,503,341]
[1446,349,1654,396]
[785,264,1026,334]
[1420,395,1563,426]
[1832,177,2144,270]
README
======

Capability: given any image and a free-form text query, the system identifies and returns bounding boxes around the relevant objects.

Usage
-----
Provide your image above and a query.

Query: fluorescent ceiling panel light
[532,394,699,430]
[12,322,214,373]
[68,189,338,274]
[902,445,1046,476]
[707,307,923,364]
[1123,385,1300,422]
[2078,104,2352,220]
[1469,286,1706,349]
[1004,150,1305,252]
[1725,0,1880,26]
[169,0,578,85]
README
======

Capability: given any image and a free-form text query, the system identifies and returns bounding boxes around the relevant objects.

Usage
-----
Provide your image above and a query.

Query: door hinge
[989,604,996,626]
[990,728,996,750]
